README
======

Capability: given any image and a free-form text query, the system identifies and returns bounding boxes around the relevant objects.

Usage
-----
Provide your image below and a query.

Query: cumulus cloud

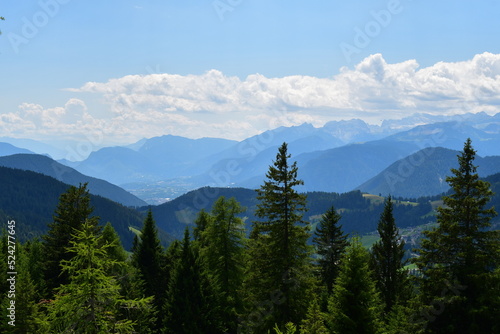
[5,52,500,144]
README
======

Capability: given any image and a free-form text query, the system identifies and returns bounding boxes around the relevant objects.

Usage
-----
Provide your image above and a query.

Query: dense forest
[1,139,499,333]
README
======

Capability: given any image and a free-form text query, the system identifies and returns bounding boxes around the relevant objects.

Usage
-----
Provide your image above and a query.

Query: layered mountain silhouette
[357,147,500,198]
[3,111,500,204]
[0,154,147,207]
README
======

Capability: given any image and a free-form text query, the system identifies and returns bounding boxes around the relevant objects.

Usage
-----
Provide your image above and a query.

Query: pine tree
[132,209,165,331]
[44,219,152,333]
[370,196,408,314]
[328,237,383,334]
[164,228,224,334]
[200,196,246,333]
[313,205,348,293]
[193,208,211,242]
[24,239,47,302]
[299,297,328,334]
[133,209,163,299]
[101,222,128,263]
[414,138,500,333]
[42,183,97,295]
[244,142,313,332]
[9,243,41,333]
[0,239,42,333]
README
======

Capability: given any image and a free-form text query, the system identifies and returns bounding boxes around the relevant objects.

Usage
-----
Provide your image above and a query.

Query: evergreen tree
[133,209,163,299]
[44,219,152,333]
[313,205,348,293]
[101,222,128,263]
[24,239,46,302]
[274,322,298,334]
[132,209,165,331]
[164,228,224,334]
[328,237,383,334]
[370,196,408,314]
[244,142,313,332]
[414,138,500,333]
[200,196,246,333]
[9,243,41,333]
[299,297,328,334]
[0,239,41,333]
[193,208,211,242]
[42,183,97,295]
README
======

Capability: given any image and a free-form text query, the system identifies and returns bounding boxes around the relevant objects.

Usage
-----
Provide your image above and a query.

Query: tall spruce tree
[244,142,313,332]
[42,183,97,295]
[370,196,408,314]
[414,138,500,333]
[328,237,383,334]
[101,222,128,263]
[0,240,41,333]
[313,205,348,293]
[164,228,224,334]
[133,209,162,296]
[193,209,211,242]
[200,196,246,333]
[132,209,165,331]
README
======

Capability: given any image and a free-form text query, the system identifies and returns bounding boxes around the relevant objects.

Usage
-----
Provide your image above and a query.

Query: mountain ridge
[0,154,147,207]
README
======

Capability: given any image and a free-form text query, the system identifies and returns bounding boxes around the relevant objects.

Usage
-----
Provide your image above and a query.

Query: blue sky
[1,0,500,148]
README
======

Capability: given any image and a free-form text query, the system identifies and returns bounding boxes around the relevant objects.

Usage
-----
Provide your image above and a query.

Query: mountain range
[1,111,500,204]
[358,147,500,198]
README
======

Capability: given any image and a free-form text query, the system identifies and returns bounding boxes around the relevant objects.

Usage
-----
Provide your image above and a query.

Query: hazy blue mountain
[357,147,500,198]
[138,135,238,177]
[0,154,147,207]
[49,112,500,203]
[191,123,344,173]
[71,146,157,185]
[0,137,73,160]
[0,142,34,156]
[384,120,500,156]
[322,118,389,143]
[125,137,148,151]
[295,140,421,193]
[69,135,238,186]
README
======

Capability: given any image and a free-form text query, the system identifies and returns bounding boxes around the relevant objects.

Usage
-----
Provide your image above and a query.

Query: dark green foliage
[193,208,211,242]
[132,209,166,331]
[0,239,42,333]
[244,142,314,332]
[164,228,224,334]
[0,166,144,248]
[370,196,408,314]
[133,209,162,298]
[199,196,247,333]
[414,138,500,333]
[9,243,40,333]
[313,206,348,293]
[150,186,434,241]
[42,183,98,295]
[328,237,383,334]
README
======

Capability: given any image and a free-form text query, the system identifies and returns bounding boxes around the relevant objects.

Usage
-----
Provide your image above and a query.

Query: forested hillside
[146,186,434,241]
[0,154,147,207]
[0,140,499,333]
[0,166,147,248]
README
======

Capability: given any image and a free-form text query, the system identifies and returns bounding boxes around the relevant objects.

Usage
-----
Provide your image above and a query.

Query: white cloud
[5,52,500,144]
